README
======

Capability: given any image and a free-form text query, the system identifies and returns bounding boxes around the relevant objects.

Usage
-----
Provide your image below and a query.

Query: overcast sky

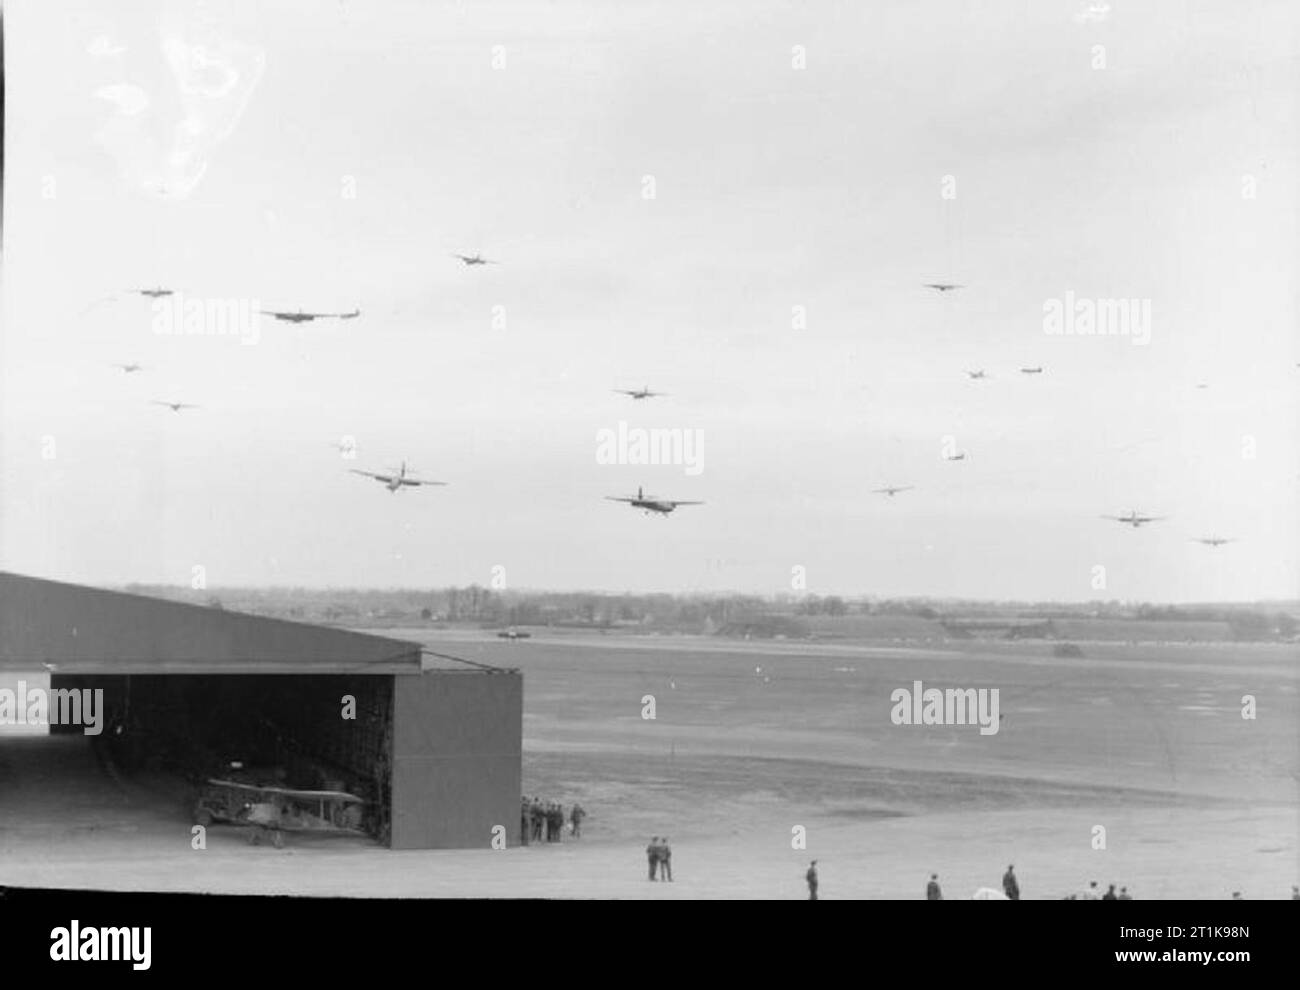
[2,0,1297,602]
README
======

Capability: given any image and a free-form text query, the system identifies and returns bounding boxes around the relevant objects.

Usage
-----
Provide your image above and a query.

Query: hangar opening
[0,572,522,850]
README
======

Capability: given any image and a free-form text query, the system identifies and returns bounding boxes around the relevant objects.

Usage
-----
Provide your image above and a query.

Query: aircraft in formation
[612,387,666,400]
[451,253,497,266]
[260,307,361,323]
[1103,510,1165,528]
[105,275,1240,546]
[605,486,704,516]
[350,461,446,493]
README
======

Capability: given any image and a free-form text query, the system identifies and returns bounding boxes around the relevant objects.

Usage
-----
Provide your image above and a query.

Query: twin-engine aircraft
[350,461,447,493]
[612,386,666,400]
[260,307,360,323]
[1103,509,1165,528]
[605,485,703,515]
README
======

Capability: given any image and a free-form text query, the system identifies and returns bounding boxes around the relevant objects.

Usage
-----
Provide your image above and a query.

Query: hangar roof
[0,572,424,674]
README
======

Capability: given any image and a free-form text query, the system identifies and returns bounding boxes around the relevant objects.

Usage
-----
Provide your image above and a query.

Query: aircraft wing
[350,469,394,482]
[400,478,447,487]
[667,500,705,506]
[206,779,366,803]
[604,496,637,503]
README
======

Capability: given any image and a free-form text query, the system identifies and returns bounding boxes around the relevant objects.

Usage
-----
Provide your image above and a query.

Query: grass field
[407,629,1299,897]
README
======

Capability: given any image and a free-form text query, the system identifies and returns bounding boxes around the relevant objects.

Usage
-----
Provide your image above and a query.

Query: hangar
[0,572,522,850]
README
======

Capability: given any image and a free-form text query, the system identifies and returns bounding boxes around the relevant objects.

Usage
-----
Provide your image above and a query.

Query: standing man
[646,837,660,881]
[927,874,942,900]
[520,797,530,847]
[570,803,586,838]
[660,838,673,882]
[531,798,544,843]
[1002,864,1020,900]
[806,860,819,900]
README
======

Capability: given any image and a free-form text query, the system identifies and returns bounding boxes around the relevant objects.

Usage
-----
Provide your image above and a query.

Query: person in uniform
[646,836,660,880]
[570,803,586,838]
[531,798,544,843]
[659,837,673,881]
[1102,883,1118,900]
[1002,864,1019,900]
[1118,887,1133,900]
[520,796,530,846]
[806,860,819,900]
[926,874,942,900]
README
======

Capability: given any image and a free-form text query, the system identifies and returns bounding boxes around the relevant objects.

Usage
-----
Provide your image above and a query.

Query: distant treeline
[118,584,1299,642]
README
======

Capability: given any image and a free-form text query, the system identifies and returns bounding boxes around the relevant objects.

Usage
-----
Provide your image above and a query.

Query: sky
[1,0,1297,602]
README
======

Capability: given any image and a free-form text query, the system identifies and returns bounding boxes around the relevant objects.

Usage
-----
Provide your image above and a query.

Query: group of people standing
[520,796,585,845]
[920,867,1138,900]
[646,836,673,881]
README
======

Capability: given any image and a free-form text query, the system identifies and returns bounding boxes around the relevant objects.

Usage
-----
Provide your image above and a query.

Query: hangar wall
[390,669,523,849]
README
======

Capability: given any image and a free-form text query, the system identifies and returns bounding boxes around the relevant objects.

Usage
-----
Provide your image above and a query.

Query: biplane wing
[206,778,367,803]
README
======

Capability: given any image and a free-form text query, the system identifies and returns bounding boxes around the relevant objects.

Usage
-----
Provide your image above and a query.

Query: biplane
[192,777,368,848]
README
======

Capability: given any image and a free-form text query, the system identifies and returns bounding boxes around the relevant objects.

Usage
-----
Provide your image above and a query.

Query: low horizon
[23,571,1294,611]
